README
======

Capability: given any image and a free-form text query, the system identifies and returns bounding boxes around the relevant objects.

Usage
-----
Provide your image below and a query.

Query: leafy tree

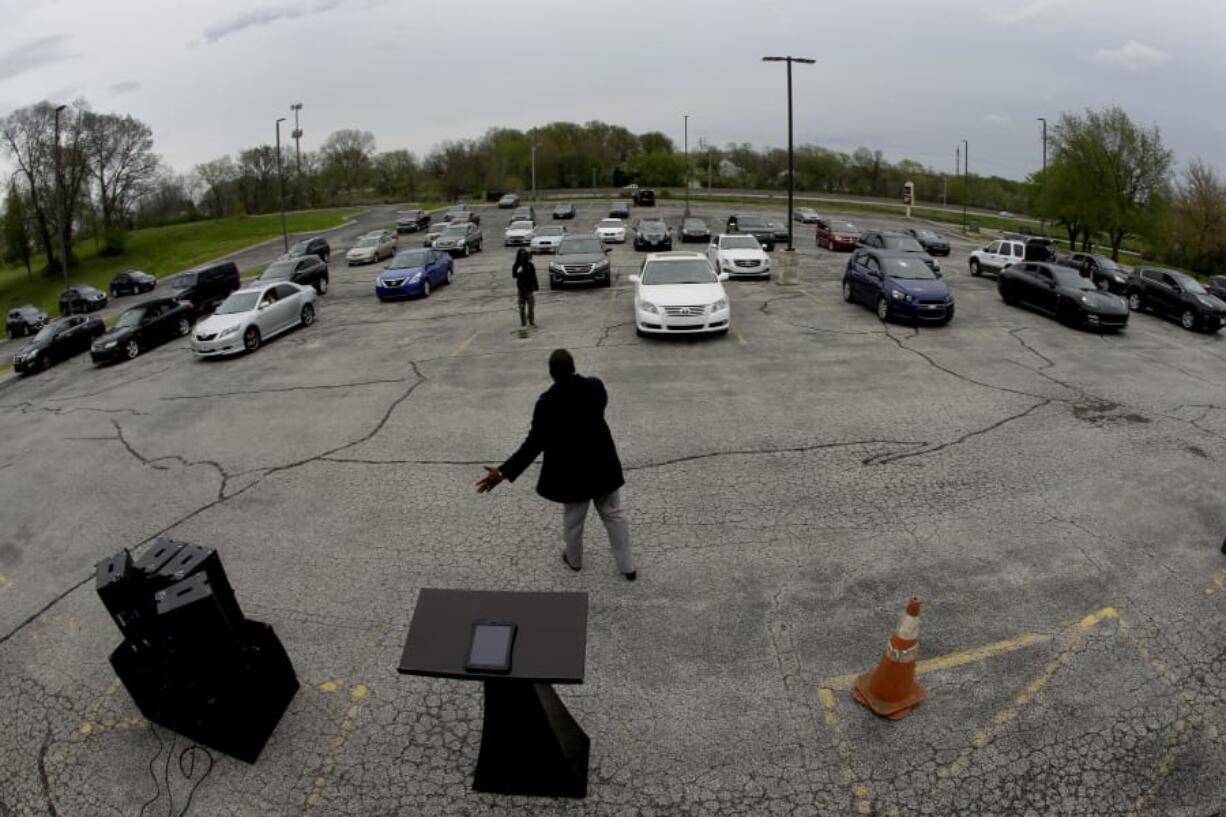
[1168,158,1226,274]
[373,149,421,200]
[320,129,375,193]
[638,131,674,155]
[2,182,34,282]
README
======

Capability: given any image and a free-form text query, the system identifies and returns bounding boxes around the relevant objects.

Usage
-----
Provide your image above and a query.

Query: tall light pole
[762,55,815,252]
[54,104,69,288]
[961,139,969,232]
[1037,116,1047,234]
[275,118,289,252]
[530,130,540,201]
[291,103,304,175]
[683,114,690,217]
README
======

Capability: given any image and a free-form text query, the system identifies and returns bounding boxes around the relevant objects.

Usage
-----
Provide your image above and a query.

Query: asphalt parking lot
[1,200,1224,816]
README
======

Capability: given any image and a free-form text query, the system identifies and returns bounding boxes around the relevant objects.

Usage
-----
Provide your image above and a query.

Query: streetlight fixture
[961,138,969,232]
[1037,117,1047,234]
[762,55,815,252]
[275,117,289,252]
[683,114,690,217]
[54,103,69,288]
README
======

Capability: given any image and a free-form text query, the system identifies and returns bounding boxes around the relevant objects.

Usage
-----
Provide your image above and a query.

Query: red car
[816,218,862,251]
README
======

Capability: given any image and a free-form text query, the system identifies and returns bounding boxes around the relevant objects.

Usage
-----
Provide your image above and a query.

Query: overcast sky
[1,0,1223,182]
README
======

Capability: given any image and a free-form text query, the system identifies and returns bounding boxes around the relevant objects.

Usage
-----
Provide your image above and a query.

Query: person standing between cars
[475,349,636,581]
[512,248,538,328]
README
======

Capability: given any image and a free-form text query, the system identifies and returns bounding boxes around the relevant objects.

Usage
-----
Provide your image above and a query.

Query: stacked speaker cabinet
[96,538,299,763]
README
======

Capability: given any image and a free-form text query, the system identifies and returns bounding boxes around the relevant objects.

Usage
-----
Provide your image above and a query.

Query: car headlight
[219,325,240,338]
[1080,295,1093,305]
[1198,296,1214,307]
[409,272,422,283]
[890,289,912,303]
[711,298,728,312]
[103,340,117,350]
[549,262,564,272]
[640,301,659,315]
[931,259,941,271]
[593,259,610,271]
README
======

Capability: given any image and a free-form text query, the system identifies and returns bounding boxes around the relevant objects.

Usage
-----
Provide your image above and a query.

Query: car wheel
[1181,308,1198,330]
[422,280,431,298]
[110,287,118,297]
[316,277,329,295]
[125,340,140,360]
[549,278,560,290]
[842,280,854,303]
[876,297,889,321]
[970,259,981,276]
[177,318,191,337]
[300,303,315,326]
[243,326,261,353]
[462,244,471,257]
[999,281,1018,306]
[938,305,955,326]
[323,252,330,264]
[446,267,453,284]
[1127,291,1143,311]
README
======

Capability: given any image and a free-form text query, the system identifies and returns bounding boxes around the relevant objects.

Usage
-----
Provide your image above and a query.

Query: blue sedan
[376,248,454,300]
[843,248,955,324]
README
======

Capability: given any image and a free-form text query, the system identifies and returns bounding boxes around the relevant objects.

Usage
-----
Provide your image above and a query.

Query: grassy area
[0,208,362,317]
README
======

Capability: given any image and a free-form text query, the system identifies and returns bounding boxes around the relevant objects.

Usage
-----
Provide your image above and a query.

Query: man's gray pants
[562,490,635,574]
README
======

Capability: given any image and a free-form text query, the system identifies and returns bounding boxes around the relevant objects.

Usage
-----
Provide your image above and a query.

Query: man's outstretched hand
[476,466,504,493]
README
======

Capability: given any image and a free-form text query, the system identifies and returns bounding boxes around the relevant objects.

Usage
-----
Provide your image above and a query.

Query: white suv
[707,233,771,278]
[628,252,731,337]
[969,239,1025,276]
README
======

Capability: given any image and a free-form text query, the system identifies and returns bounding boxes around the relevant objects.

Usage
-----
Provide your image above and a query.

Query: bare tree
[194,156,238,217]
[320,129,375,193]
[1169,158,1226,272]
[0,103,61,270]
[80,111,159,249]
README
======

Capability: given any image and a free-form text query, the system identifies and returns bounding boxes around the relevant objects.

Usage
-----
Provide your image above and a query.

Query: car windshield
[555,205,571,211]
[33,324,58,342]
[642,260,716,285]
[598,220,622,229]
[356,237,379,247]
[721,236,760,250]
[171,273,197,289]
[1095,257,1123,272]
[883,258,937,280]
[261,262,294,280]
[832,221,859,233]
[115,308,146,329]
[639,222,666,231]
[885,236,925,252]
[1177,275,1207,294]
[1051,268,1096,290]
[559,238,603,254]
[441,227,466,236]
[736,216,767,229]
[289,240,311,254]
[215,291,261,314]
[389,250,429,269]
[536,227,564,236]
[916,230,940,240]
[509,221,532,230]
[684,220,705,228]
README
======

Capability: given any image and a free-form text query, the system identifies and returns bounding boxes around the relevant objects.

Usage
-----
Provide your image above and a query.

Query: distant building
[719,159,743,179]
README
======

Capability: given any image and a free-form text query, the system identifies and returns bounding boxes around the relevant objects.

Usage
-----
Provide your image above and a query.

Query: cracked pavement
[0,202,1223,816]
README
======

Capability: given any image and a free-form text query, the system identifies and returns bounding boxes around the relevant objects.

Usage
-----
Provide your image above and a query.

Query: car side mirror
[933,270,943,279]
[718,272,730,282]
[259,302,271,310]
[628,274,641,283]
[604,247,612,253]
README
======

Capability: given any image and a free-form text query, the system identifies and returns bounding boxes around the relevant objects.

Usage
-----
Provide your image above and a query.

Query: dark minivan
[633,188,656,206]
[169,261,241,314]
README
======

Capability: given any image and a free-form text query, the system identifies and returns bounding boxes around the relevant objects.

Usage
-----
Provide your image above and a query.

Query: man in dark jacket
[476,348,636,580]
[512,248,538,328]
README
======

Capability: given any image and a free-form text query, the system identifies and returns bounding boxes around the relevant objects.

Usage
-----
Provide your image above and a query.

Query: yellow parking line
[1206,570,1226,596]
[733,324,749,347]
[797,287,824,307]
[302,683,369,817]
[816,688,874,815]
[448,329,480,358]
[0,572,10,592]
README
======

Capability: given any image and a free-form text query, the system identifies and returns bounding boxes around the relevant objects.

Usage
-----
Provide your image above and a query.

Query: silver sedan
[191,282,317,357]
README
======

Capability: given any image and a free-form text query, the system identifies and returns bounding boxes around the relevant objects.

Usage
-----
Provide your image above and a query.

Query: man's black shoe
[562,551,581,572]
[624,571,637,582]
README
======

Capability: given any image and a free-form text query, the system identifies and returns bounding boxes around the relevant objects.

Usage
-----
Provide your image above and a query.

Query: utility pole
[1037,116,1047,234]
[683,114,690,217]
[291,103,304,175]
[276,118,289,252]
[54,104,69,288]
[961,139,969,232]
[530,130,539,202]
[942,174,947,209]
[762,55,815,252]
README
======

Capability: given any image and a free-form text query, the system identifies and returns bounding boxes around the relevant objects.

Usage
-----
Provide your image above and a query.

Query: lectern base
[474,680,589,798]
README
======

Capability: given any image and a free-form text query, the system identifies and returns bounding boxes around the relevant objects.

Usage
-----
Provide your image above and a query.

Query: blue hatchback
[843,248,954,324]
[376,248,454,300]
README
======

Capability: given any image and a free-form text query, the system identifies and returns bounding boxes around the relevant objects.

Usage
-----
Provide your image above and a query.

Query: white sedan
[191,282,317,357]
[504,220,535,247]
[530,225,567,253]
[628,252,730,337]
[707,233,772,278]
[595,218,627,244]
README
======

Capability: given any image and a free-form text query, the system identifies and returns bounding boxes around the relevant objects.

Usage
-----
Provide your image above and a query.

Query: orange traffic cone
[852,597,927,720]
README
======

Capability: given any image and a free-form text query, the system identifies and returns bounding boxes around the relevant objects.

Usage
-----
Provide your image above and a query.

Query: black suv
[259,256,330,294]
[632,188,656,206]
[633,219,672,251]
[552,203,576,220]
[547,235,612,289]
[6,305,47,338]
[609,201,631,219]
[282,236,330,263]
[1126,267,1226,332]
[58,285,108,315]
[110,270,158,296]
[857,231,940,273]
[1208,276,1226,301]
[396,210,431,233]
[725,214,776,251]
[169,261,242,314]
[511,206,536,224]
[901,228,951,257]
[90,297,195,364]
[1060,252,1129,294]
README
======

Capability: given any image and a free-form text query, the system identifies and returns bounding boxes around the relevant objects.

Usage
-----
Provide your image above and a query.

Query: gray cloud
[109,80,141,96]
[0,35,75,82]
[202,0,341,44]
[993,0,1086,24]
[1092,41,1170,69]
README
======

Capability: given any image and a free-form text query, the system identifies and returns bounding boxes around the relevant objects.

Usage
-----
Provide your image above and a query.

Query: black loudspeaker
[98,540,299,764]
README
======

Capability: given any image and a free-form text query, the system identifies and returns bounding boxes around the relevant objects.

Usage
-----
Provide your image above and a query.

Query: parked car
[443,204,474,222]
[498,193,520,209]
[191,282,317,357]
[609,201,631,219]
[767,220,790,243]
[1208,276,1226,301]
[1060,252,1130,294]
[90,297,194,364]
[632,188,656,206]
[725,214,776,251]
[679,217,710,243]
[628,252,730,337]
[857,232,941,273]
[1125,267,1226,332]
[259,255,330,294]
[396,210,431,233]
[843,249,954,325]
[110,270,158,297]
[1022,236,1057,262]
[58,285,108,315]
[815,218,862,251]
[280,235,330,263]
[433,222,484,256]
[423,221,450,246]
[12,315,105,374]
[552,203,576,220]
[548,235,611,289]
[794,207,821,224]
[901,228,951,257]
[633,219,672,251]
[594,218,627,244]
[504,220,535,247]
[169,261,242,315]
[511,206,536,224]
[363,229,398,247]
[969,238,1026,276]
[6,305,48,338]
[446,211,480,226]
[707,234,771,278]
[376,248,454,300]
[998,262,1129,330]
[530,225,568,254]
[347,233,396,265]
